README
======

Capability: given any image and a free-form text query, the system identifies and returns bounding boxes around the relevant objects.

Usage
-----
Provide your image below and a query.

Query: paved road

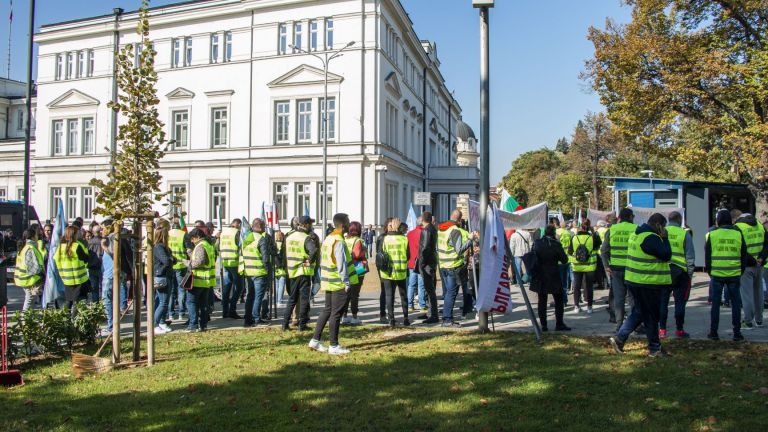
[6,273,767,343]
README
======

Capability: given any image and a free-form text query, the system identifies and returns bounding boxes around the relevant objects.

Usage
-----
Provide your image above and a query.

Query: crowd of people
[12,204,768,357]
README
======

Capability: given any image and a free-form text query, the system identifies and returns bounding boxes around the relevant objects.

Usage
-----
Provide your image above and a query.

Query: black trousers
[283,275,311,328]
[573,271,595,307]
[421,269,438,320]
[538,289,565,328]
[343,281,363,317]
[383,278,409,322]
[313,290,349,347]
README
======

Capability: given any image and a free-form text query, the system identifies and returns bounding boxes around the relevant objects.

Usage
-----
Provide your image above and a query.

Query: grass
[1,326,768,432]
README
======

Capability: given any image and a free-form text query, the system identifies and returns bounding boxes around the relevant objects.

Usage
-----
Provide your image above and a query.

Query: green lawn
[2,327,767,431]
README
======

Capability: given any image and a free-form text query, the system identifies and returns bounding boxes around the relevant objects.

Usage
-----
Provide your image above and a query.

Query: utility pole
[22,0,35,228]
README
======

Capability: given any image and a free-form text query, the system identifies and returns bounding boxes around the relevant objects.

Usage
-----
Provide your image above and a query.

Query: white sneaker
[575,305,582,313]
[341,316,351,325]
[328,345,350,355]
[587,307,593,315]
[351,317,362,325]
[154,326,168,335]
[99,328,112,338]
[160,323,173,333]
[308,339,328,352]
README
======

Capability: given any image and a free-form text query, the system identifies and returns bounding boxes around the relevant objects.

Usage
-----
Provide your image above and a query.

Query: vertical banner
[406,204,417,232]
[476,203,514,314]
[42,199,66,307]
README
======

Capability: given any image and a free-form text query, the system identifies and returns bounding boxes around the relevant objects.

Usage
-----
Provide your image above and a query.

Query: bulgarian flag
[179,213,188,232]
[500,188,523,212]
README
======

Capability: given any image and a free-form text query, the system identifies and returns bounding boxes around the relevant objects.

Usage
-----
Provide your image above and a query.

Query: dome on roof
[456,120,476,142]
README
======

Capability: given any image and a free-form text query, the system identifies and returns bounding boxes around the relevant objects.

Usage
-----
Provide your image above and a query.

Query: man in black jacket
[417,212,439,324]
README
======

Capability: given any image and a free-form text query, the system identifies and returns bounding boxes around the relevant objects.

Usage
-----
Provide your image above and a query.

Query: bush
[7,301,107,360]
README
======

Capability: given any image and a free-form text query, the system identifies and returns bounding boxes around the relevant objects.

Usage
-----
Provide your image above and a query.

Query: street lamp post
[22,0,36,228]
[290,41,355,238]
[584,192,591,210]
[641,169,654,190]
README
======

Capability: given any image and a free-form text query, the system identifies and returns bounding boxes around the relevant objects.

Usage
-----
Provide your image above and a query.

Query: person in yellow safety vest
[602,213,617,321]
[568,219,601,314]
[52,225,91,313]
[732,209,768,329]
[308,213,354,355]
[659,211,696,339]
[186,228,216,332]
[610,213,672,357]
[217,218,244,319]
[762,220,768,308]
[273,231,288,305]
[437,209,475,327]
[282,216,319,331]
[379,218,411,327]
[600,208,637,329]
[15,228,45,311]
[341,221,367,325]
[242,218,272,327]
[169,222,190,320]
[705,209,755,342]
[594,220,608,292]
[554,218,573,307]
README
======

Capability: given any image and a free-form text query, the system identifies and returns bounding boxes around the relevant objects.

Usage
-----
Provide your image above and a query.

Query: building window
[133,42,143,67]
[52,120,64,155]
[55,54,63,80]
[211,107,228,148]
[309,20,318,51]
[184,37,193,66]
[275,101,290,144]
[77,51,85,78]
[210,33,219,63]
[172,38,181,68]
[224,31,232,62]
[170,184,187,217]
[171,110,189,150]
[87,50,95,76]
[66,187,78,219]
[0,188,6,201]
[297,100,312,143]
[67,119,79,154]
[209,184,227,222]
[325,19,334,50]
[317,182,334,222]
[81,187,93,220]
[294,22,303,52]
[278,24,287,55]
[66,52,74,79]
[82,118,95,154]
[16,110,24,131]
[17,188,25,201]
[274,183,288,222]
[320,97,336,141]
[295,183,310,218]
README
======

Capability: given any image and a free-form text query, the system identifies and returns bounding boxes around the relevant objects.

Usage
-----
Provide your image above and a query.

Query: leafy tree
[565,112,620,207]
[91,0,166,221]
[584,0,768,214]
[545,172,591,214]
[555,137,570,154]
[500,148,563,207]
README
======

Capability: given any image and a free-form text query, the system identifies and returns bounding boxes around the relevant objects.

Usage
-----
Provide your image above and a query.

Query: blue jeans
[101,274,120,331]
[186,287,210,330]
[174,268,188,316]
[616,285,662,353]
[512,257,525,286]
[89,269,102,302]
[660,271,689,331]
[154,287,171,326]
[710,279,742,334]
[441,268,460,322]
[222,267,244,316]
[407,269,426,309]
[276,276,286,303]
[246,276,269,322]
[558,264,570,305]
[119,272,129,310]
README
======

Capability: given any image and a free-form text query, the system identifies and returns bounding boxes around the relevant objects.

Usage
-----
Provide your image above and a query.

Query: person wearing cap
[658,211,695,338]
[706,209,755,341]
[601,208,637,329]
[283,216,319,331]
[610,213,672,357]
[732,209,768,329]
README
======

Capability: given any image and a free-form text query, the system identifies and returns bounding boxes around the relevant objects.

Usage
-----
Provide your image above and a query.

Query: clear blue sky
[1,0,631,184]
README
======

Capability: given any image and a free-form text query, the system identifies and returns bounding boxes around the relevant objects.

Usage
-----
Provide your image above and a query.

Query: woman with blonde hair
[152,226,176,334]
[380,217,410,326]
[53,225,90,311]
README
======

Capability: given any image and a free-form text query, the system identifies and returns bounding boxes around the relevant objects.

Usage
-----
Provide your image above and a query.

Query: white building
[0,78,36,203]
[26,0,477,229]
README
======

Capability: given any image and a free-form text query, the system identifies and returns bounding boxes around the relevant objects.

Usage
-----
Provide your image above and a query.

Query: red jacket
[406,225,423,270]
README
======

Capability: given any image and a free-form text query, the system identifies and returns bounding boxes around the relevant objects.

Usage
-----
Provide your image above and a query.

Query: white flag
[476,203,514,314]
[405,204,417,232]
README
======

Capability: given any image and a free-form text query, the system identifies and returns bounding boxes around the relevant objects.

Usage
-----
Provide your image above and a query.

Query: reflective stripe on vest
[286,231,313,278]
[15,243,43,288]
[242,232,268,277]
[666,225,687,271]
[625,231,672,285]
[381,234,408,280]
[709,228,743,279]
[437,225,463,269]
[53,242,89,286]
[219,227,240,268]
[570,234,597,272]
[344,236,362,285]
[169,229,187,270]
[320,233,354,292]
[608,222,637,268]
[735,222,765,260]
[192,241,217,288]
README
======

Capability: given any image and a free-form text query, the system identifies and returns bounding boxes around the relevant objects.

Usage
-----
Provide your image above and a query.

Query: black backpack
[573,236,591,263]
[375,239,392,273]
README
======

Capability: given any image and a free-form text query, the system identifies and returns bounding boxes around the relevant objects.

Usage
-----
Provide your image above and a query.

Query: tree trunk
[132,219,141,362]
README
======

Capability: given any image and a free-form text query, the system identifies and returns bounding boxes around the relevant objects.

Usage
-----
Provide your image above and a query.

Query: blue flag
[304,200,310,218]
[406,204,417,233]
[240,215,251,243]
[42,199,66,307]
